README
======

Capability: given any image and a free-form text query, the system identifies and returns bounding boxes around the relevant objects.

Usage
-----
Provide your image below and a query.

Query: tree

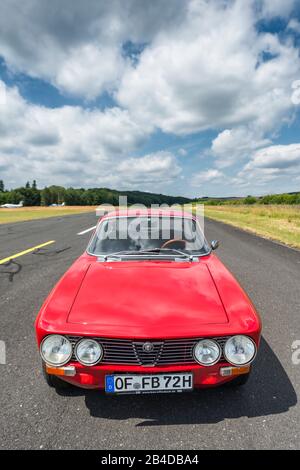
[25,181,31,189]
[32,180,37,190]
[41,187,52,206]
[0,180,4,192]
[244,195,257,205]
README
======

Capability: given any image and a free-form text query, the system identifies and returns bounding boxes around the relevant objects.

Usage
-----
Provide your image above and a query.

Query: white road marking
[77,225,97,236]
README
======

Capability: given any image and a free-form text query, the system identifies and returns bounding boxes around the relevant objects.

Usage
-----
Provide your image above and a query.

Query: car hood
[67,261,228,334]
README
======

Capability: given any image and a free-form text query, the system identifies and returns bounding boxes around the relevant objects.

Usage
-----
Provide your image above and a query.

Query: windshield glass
[88,216,209,256]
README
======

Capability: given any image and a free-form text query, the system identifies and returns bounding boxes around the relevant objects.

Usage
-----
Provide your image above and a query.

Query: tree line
[197,193,300,205]
[1,179,299,207]
[0,180,191,206]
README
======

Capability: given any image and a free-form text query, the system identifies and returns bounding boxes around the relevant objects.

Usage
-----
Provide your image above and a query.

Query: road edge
[205,215,300,254]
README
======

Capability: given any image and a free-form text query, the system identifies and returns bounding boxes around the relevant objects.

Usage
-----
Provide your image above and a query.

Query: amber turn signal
[220,365,250,377]
[46,365,76,377]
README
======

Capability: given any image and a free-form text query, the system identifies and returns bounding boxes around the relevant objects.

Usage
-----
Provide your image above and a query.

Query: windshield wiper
[98,250,137,261]
[139,247,193,259]
[97,250,153,261]
[98,248,195,261]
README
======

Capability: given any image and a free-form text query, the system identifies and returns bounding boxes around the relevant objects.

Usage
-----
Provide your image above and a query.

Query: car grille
[67,336,228,366]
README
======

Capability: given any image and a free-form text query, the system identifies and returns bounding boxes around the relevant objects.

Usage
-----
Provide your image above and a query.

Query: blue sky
[0,0,300,197]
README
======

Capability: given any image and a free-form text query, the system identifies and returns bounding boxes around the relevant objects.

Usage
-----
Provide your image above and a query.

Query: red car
[35,209,261,393]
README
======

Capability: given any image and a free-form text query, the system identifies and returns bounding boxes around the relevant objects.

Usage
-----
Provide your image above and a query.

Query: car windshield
[88,216,210,257]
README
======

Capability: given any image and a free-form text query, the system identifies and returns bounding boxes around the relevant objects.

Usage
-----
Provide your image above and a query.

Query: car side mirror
[211,240,219,250]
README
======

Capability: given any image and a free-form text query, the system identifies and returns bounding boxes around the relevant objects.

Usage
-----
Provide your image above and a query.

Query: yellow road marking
[0,240,55,265]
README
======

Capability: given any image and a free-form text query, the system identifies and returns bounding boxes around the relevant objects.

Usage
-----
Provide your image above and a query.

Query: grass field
[1,203,300,250]
[203,204,300,249]
[0,206,96,224]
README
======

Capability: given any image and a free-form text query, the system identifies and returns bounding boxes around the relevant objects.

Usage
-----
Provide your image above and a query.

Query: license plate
[105,373,193,394]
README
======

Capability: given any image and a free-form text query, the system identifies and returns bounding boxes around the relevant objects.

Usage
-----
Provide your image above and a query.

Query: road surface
[0,212,299,449]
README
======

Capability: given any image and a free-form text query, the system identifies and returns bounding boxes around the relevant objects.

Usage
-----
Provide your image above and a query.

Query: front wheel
[42,363,72,390]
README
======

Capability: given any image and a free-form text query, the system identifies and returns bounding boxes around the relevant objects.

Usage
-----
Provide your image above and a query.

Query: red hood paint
[67,261,228,329]
[35,253,261,341]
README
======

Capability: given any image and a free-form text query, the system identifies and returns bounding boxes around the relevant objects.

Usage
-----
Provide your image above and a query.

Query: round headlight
[75,339,103,366]
[224,335,256,365]
[193,339,221,366]
[40,335,72,366]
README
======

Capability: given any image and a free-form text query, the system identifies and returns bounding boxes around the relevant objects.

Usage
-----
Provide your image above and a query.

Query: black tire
[42,363,72,390]
[226,370,251,387]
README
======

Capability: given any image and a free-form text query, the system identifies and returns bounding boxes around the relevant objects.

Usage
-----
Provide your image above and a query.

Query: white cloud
[0,80,178,189]
[178,148,187,156]
[211,126,271,168]
[117,0,300,136]
[112,151,181,188]
[1,1,299,131]
[0,1,300,196]
[196,142,300,195]
[192,169,224,186]
[260,0,297,18]
[234,143,300,187]
[0,1,125,99]
[288,19,300,34]
[2,0,297,128]
[0,0,187,100]
[55,44,125,100]
[245,143,300,170]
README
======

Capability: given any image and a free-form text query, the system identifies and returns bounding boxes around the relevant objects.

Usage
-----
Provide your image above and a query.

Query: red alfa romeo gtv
[35,209,261,394]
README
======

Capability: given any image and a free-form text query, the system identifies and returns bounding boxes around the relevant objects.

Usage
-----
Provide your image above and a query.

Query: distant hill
[196,191,300,205]
[0,182,192,207]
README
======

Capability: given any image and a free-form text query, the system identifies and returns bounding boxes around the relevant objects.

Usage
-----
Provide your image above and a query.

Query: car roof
[100,208,195,221]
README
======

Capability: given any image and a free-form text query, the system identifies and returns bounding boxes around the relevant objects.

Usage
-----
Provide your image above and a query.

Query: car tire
[42,363,72,390]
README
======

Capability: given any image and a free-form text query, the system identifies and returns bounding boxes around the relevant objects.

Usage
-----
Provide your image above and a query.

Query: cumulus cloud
[211,126,271,168]
[245,143,300,170]
[234,143,300,188]
[196,142,300,194]
[0,80,179,189]
[114,152,181,187]
[0,0,300,195]
[260,0,297,19]
[0,0,187,99]
[117,0,300,136]
[192,169,224,186]
[178,148,187,157]
[55,44,125,100]
[288,19,300,34]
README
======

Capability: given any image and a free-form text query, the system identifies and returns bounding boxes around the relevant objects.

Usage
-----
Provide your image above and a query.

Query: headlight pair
[41,334,256,368]
[40,335,103,367]
[193,335,256,366]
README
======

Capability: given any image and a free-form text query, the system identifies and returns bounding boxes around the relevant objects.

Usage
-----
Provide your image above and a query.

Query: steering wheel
[161,239,186,249]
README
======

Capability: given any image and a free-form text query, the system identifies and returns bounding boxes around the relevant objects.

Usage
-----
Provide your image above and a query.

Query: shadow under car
[57,337,297,426]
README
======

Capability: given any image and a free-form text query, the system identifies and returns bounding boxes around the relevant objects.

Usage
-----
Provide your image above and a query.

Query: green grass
[0,206,96,224]
[202,204,300,249]
[2,204,300,249]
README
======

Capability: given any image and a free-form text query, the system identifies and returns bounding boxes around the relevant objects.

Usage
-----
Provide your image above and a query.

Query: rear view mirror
[211,240,219,250]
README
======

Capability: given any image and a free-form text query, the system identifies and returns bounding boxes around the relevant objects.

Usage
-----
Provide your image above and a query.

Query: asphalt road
[0,212,299,450]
